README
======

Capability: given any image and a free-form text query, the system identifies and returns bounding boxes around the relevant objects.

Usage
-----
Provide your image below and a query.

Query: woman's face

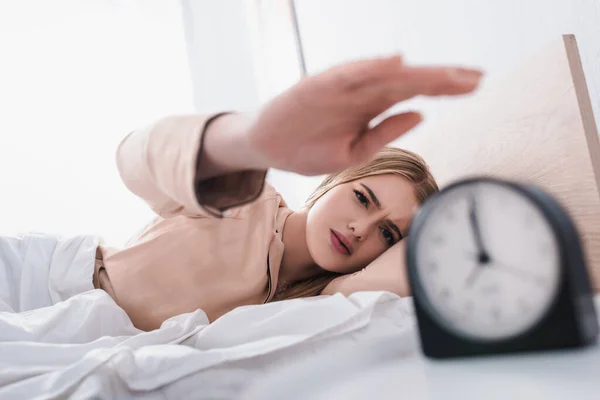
[306,174,419,274]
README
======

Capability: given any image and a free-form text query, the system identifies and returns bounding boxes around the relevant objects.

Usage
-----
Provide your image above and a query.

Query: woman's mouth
[330,230,352,256]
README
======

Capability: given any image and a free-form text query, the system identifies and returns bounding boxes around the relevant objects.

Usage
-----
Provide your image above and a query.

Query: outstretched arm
[119,57,481,219]
[116,113,267,219]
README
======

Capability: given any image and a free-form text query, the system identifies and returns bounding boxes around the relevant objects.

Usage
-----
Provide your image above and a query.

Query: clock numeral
[491,307,502,322]
[480,283,500,296]
[534,276,548,288]
[523,212,535,226]
[464,301,474,313]
[540,242,553,254]
[517,298,529,312]
[431,235,445,246]
[440,288,451,300]
[449,313,465,324]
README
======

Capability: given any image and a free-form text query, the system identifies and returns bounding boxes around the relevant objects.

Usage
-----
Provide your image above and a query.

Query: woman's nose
[348,219,376,241]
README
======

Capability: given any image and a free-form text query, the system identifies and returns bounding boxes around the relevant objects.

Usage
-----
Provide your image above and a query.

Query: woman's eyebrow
[387,222,402,239]
[360,183,381,209]
[360,183,404,239]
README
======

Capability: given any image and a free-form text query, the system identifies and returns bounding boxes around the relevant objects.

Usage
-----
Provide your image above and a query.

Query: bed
[1,35,599,399]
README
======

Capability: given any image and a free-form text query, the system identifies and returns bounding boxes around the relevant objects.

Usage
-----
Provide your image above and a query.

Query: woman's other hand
[322,240,410,297]
[244,56,482,176]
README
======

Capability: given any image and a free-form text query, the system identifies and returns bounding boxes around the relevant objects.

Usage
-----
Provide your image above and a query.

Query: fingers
[330,55,405,92]
[350,111,423,163]
[395,66,483,97]
[329,56,483,118]
[369,66,482,114]
[332,55,482,98]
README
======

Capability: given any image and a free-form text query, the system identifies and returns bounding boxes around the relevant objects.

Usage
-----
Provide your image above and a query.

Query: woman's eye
[354,190,369,208]
[380,227,395,246]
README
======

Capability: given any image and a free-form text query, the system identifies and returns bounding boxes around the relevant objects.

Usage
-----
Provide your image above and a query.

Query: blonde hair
[273,147,439,302]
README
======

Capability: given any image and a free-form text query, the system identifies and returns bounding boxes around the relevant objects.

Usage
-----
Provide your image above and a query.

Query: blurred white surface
[0,1,193,246]
[244,297,600,400]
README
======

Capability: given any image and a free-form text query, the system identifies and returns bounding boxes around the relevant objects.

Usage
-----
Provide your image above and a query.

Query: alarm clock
[406,177,598,359]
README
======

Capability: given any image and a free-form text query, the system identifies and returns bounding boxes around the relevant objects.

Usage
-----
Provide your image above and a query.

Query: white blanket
[6,233,596,399]
[0,233,99,313]
[0,233,417,399]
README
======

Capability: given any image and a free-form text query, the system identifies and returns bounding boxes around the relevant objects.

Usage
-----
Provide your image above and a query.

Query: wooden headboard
[398,35,600,289]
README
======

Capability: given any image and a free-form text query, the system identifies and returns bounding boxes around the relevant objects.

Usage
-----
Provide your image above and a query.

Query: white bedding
[0,290,415,399]
[0,232,99,313]
[2,233,598,400]
[0,233,417,399]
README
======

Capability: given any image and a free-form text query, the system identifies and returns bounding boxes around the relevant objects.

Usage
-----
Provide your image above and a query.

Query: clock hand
[464,250,547,286]
[491,261,547,286]
[464,265,482,288]
[462,251,485,288]
[468,192,491,264]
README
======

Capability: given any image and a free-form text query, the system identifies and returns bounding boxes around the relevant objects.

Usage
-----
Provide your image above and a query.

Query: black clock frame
[406,177,598,359]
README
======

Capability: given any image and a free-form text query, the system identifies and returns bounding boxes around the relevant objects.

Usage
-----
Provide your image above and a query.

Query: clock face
[414,181,561,341]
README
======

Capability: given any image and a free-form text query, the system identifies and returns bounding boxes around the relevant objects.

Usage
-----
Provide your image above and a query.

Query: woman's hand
[322,240,410,297]
[242,56,482,176]
[202,56,482,178]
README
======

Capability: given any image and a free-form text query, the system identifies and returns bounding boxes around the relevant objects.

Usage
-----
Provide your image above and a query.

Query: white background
[184,0,600,210]
[0,1,193,246]
[1,0,599,245]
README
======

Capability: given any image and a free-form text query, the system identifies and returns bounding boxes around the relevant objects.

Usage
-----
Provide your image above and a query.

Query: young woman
[92,56,482,331]
[1,56,481,331]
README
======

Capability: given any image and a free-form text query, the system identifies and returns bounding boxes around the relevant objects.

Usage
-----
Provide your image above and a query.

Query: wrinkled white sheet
[0,233,417,399]
[2,233,599,399]
[0,233,99,313]
[0,291,415,399]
